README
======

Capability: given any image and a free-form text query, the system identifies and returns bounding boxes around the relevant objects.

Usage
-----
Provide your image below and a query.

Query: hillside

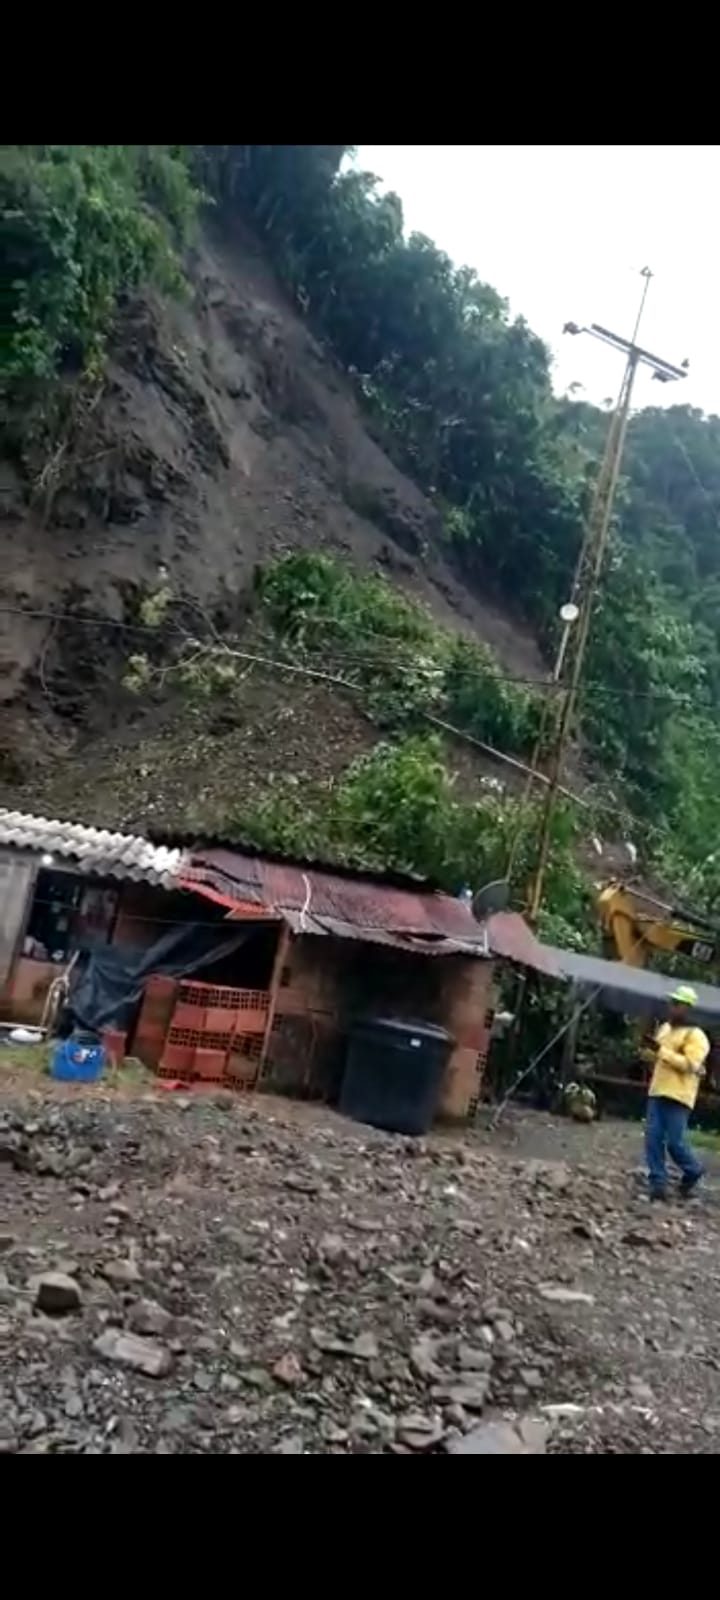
[1,219,544,823]
[3,145,720,937]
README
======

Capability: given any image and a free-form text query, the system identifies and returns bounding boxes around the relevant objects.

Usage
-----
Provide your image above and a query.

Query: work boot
[679,1174,702,1199]
[649,1188,668,1203]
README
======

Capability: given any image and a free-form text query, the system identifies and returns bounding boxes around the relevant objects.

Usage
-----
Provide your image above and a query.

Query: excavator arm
[597,882,719,969]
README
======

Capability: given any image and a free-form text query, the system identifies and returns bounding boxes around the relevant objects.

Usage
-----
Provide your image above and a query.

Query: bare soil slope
[0,221,543,823]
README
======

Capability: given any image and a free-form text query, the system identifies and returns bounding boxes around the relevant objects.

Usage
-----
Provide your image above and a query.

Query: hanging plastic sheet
[67,920,254,1033]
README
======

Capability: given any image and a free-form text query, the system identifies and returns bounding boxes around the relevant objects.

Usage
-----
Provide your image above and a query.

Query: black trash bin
[340,1016,453,1136]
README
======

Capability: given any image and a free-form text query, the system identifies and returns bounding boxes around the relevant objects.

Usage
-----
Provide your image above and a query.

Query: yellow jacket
[649,1022,709,1110]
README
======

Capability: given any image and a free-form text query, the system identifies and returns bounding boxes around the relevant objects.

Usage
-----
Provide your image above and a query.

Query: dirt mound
[0,219,543,817]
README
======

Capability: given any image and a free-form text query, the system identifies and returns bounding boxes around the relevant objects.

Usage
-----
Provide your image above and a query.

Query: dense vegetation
[3,144,720,927]
[0,146,199,382]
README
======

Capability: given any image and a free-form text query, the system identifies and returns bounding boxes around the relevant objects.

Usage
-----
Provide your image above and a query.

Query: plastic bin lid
[353,1016,451,1042]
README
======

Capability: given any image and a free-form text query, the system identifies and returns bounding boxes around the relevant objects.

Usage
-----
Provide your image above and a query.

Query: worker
[644,984,709,1202]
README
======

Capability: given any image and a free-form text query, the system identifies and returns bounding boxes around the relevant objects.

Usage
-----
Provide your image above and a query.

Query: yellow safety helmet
[670,984,698,1007]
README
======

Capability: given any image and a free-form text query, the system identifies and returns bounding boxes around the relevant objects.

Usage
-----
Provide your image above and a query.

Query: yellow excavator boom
[597,882,719,970]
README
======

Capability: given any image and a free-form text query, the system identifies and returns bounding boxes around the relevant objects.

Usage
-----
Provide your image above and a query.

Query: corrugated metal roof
[180,850,550,970]
[485,911,561,978]
[0,810,185,889]
[542,943,720,1023]
[180,848,488,955]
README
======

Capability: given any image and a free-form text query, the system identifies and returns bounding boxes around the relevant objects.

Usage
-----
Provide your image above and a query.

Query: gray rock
[351,1331,379,1360]
[273,1351,303,1387]
[33,1272,82,1315]
[128,1298,174,1338]
[440,1378,490,1412]
[102,1259,142,1288]
[397,1411,444,1451]
[447,1417,548,1455]
[538,1285,595,1306]
[93,1329,173,1377]
[410,1336,443,1381]
[495,1320,515,1344]
[457,1344,493,1372]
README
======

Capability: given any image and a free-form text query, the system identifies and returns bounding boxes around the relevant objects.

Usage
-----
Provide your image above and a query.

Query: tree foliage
[1,145,200,382]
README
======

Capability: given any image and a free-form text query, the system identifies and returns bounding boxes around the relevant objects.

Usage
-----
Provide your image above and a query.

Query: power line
[0,602,712,707]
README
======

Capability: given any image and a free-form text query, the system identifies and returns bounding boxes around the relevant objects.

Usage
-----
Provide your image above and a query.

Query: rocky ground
[1,1074,719,1455]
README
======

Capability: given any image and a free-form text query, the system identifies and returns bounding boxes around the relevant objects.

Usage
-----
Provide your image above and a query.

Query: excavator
[597,881,720,970]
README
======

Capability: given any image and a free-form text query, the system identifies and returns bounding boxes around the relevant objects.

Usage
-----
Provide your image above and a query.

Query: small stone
[410,1337,443,1380]
[65,1394,84,1419]
[317,1233,345,1264]
[102,1259,142,1288]
[218,1226,261,1259]
[0,1233,16,1254]
[33,1272,82,1316]
[128,1299,174,1338]
[93,1329,173,1378]
[441,1379,490,1412]
[495,1320,515,1344]
[520,1369,543,1390]
[458,1345,492,1372]
[351,1331,379,1361]
[311,1327,350,1355]
[538,1285,595,1306]
[274,1433,305,1453]
[516,1416,551,1451]
[448,1417,547,1455]
[273,1351,304,1387]
[98,1183,121,1201]
[397,1411,444,1451]
[321,1418,349,1444]
[193,1369,214,1393]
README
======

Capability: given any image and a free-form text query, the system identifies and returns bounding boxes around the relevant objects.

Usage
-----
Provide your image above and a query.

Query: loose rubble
[0,1092,718,1453]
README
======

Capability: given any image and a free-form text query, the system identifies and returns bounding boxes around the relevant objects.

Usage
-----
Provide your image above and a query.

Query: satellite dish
[472,880,510,920]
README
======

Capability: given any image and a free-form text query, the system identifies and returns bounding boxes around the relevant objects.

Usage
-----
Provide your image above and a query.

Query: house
[0,808,557,1121]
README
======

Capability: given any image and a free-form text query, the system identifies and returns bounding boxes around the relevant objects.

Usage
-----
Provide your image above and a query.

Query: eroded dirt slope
[0,220,543,815]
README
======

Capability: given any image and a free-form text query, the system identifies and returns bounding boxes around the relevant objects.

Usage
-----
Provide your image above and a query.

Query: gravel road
[1,1077,718,1454]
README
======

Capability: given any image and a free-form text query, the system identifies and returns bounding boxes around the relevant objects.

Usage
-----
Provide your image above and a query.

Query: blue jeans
[645,1095,703,1195]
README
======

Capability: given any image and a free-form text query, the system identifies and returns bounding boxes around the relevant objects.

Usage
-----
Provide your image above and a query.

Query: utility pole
[527,270,687,924]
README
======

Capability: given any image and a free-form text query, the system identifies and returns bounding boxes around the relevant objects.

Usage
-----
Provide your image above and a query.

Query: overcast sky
[355,146,720,418]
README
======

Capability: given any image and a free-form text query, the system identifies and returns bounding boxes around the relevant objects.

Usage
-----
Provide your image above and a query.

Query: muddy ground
[1,1068,718,1455]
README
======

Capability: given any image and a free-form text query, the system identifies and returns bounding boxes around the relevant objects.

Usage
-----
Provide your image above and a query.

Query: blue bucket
[51,1036,105,1083]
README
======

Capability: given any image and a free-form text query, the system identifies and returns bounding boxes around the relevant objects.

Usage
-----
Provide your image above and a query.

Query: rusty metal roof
[0,809,185,889]
[180,848,487,955]
[180,849,553,971]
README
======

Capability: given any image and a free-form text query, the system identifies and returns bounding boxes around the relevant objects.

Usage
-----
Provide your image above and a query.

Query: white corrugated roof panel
[0,809,185,889]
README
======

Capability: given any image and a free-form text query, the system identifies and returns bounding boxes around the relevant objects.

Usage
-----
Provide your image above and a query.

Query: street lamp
[554,602,580,684]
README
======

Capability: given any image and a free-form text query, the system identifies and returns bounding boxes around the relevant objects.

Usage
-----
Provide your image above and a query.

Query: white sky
[355,146,720,417]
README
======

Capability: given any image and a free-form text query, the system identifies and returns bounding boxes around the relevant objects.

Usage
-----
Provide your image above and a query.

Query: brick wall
[265,933,495,1121]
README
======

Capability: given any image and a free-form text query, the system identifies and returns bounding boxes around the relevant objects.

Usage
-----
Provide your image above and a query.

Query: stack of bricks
[158,981,270,1085]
